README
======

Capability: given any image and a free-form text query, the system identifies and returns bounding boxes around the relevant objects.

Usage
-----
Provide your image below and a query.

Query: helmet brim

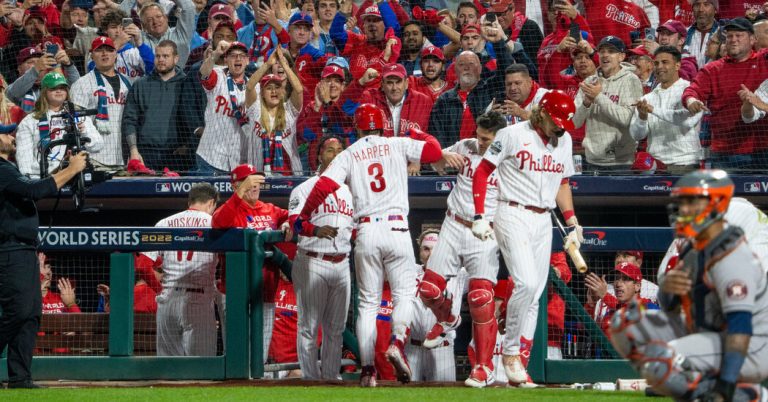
[551,116,575,132]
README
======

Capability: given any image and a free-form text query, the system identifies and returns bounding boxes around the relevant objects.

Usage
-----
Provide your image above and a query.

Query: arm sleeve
[211,194,246,228]
[299,176,341,218]
[378,1,401,36]
[237,3,254,26]
[472,159,497,216]
[63,63,81,84]
[407,128,442,163]
[121,83,140,140]
[6,67,38,105]
[135,253,163,293]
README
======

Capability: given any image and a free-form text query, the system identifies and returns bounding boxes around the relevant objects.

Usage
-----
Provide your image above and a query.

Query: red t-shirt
[584,0,651,45]
[268,278,299,363]
[42,292,81,314]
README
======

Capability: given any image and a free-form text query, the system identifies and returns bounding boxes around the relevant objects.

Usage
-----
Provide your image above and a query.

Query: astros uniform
[288,175,354,380]
[142,208,218,356]
[70,69,130,166]
[319,135,426,369]
[482,121,574,357]
[406,266,468,382]
[197,67,247,172]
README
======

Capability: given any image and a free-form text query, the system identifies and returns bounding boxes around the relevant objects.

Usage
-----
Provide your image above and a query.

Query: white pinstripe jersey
[483,121,574,209]
[197,67,246,171]
[321,135,425,220]
[445,139,499,220]
[142,209,217,289]
[289,175,354,254]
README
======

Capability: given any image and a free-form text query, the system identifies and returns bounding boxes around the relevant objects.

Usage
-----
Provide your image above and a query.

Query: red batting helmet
[539,90,576,131]
[230,164,262,183]
[355,103,385,131]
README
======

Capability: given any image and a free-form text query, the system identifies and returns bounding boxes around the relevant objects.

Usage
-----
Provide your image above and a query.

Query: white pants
[354,218,417,366]
[293,250,351,380]
[494,203,553,355]
[428,214,499,283]
[405,342,456,381]
[156,287,217,356]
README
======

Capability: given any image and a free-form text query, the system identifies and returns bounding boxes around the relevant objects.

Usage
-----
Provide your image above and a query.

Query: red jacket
[407,76,453,103]
[360,89,433,137]
[133,282,158,313]
[682,49,768,154]
[584,0,651,45]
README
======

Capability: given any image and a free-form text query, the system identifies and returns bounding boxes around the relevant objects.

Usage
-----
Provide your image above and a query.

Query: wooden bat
[552,211,588,273]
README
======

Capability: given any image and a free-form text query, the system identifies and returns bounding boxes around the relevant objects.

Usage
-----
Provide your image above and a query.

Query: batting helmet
[230,164,262,184]
[355,103,385,131]
[539,90,576,131]
[669,169,734,238]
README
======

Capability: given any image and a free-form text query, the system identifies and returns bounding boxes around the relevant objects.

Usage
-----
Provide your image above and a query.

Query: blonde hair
[0,73,12,124]
[33,87,68,120]
[259,85,287,134]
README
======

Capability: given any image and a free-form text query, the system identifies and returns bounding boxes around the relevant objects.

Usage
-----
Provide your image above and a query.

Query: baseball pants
[494,204,553,356]
[293,250,351,380]
[405,342,456,381]
[428,215,499,283]
[354,219,417,366]
[156,288,217,356]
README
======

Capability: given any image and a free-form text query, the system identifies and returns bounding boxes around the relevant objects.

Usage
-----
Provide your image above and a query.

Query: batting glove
[564,228,583,250]
[471,217,494,241]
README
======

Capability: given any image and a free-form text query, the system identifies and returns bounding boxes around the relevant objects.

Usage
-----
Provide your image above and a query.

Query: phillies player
[140,183,220,356]
[408,229,468,382]
[418,112,505,388]
[470,91,583,385]
[288,135,355,380]
[197,40,250,174]
[294,103,443,386]
[212,164,293,362]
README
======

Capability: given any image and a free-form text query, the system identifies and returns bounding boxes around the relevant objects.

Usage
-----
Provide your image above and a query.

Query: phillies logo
[604,6,641,28]
[582,230,607,246]
[515,150,565,173]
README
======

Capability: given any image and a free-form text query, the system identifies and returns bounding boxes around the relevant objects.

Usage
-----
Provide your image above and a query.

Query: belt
[410,339,450,348]
[173,287,205,293]
[508,201,549,214]
[358,215,404,224]
[446,209,492,229]
[305,251,347,264]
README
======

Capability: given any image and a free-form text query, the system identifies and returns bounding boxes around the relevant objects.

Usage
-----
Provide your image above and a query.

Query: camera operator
[0,127,88,389]
[15,72,103,178]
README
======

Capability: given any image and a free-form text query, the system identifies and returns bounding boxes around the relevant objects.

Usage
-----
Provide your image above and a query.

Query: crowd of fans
[2,0,768,176]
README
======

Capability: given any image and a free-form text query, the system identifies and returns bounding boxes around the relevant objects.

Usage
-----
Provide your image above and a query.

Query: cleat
[502,354,528,384]
[360,365,377,387]
[465,364,494,388]
[385,341,412,384]
[423,315,461,349]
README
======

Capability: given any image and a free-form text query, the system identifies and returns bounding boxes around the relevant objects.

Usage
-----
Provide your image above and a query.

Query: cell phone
[629,30,641,43]
[644,27,655,41]
[486,12,496,23]
[46,43,59,55]
[122,17,133,27]
[569,21,580,42]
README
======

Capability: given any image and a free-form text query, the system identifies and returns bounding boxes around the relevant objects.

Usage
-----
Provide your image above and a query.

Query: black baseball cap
[724,17,754,34]
[597,35,626,53]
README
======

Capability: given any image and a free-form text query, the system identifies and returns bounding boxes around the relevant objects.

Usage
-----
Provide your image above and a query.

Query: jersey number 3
[368,163,386,193]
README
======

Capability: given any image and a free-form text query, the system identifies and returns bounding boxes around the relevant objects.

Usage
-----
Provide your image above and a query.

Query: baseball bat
[551,211,588,273]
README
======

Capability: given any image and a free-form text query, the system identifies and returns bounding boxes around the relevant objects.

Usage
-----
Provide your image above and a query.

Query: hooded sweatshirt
[573,62,643,166]
[121,66,187,148]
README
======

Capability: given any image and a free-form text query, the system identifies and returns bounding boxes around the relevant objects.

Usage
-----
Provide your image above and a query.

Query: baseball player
[610,170,768,401]
[468,278,512,385]
[288,135,355,380]
[470,91,583,385]
[139,183,219,356]
[294,103,443,386]
[374,283,397,381]
[416,112,504,388]
[659,197,768,279]
[408,229,467,382]
[70,36,130,167]
[211,164,294,363]
[196,40,250,174]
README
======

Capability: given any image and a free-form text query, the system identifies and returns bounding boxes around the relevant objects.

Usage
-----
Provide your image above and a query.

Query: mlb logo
[156,183,171,193]
[745,182,761,193]
[436,181,453,192]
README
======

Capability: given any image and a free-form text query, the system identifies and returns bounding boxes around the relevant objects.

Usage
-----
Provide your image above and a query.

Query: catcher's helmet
[355,103,385,131]
[538,90,576,131]
[668,169,734,238]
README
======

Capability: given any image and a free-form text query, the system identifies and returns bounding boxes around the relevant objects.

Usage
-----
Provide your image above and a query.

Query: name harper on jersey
[90,91,127,105]
[516,150,565,173]
[214,95,246,117]
[165,216,210,227]
[461,156,498,186]
[352,144,391,162]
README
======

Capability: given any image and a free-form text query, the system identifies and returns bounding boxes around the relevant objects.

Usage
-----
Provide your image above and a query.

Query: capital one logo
[583,230,607,246]
[642,180,672,192]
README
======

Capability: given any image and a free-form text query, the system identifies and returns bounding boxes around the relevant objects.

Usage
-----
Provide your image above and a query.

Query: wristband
[473,214,483,221]
[562,210,575,222]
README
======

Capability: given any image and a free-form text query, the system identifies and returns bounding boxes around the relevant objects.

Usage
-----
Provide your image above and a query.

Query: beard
[0,139,16,158]
[458,73,479,88]
[156,64,175,75]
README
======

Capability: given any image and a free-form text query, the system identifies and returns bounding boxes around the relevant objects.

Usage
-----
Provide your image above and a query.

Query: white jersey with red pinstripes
[444,139,499,221]
[197,67,247,171]
[288,175,355,254]
[142,209,217,290]
[482,121,574,209]
[321,135,425,220]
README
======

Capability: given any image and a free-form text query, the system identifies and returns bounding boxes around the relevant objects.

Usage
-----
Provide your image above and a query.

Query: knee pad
[639,341,701,399]
[468,279,495,323]
[418,269,447,304]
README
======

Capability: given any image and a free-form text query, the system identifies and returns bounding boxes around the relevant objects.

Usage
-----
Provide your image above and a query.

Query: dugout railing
[0,227,289,381]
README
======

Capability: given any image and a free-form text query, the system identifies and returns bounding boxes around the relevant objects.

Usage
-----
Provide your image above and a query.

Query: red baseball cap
[91,36,116,51]
[321,64,345,80]
[628,46,653,59]
[209,3,233,20]
[381,63,406,80]
[488,0,511,13]
[17,46,43,65]
[614,262,642,282]
[461,23,481,37]
[360,5,382,19]
[259,74,284,88]
[225,41,248,55]
[230,164,263,183]
[420,45,445,61]
[620,250,644,260]
[657,19,688,37]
